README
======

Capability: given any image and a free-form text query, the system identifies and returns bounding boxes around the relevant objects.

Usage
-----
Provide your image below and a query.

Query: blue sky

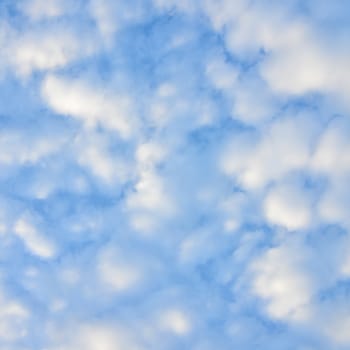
[1,0,350,349]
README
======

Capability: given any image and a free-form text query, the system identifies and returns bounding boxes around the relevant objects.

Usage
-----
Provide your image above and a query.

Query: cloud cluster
[0,0,349,349]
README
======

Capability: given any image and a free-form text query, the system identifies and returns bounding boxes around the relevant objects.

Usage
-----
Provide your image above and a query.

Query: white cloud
[220,131,257,186]
[206,57,278,125]
[311,117,350,178]
[148,84,186,128]
[179,229,224,266]
[0,292,29,342]
[204,1,306,56]
[78,145,124,184]
[97,247,143,292]
[89,0,119,41]
[317,178,350,228]
[42,75,136,137]
[52,323,142,350]
[9,31,92,78]
[0,129,65,165]
[220,191,259,233]
[310,117,350,227]
[127,170,172,213]
[127,142,174,232]
[77,324,141,350]
[89,0,146,43]
[325,316,350,345]
[231,75,279,125]
[318,304,350,346]
[158,309,191,335]
[260,29,350,101]
[340,252,350,278]
[96,242,164,296]
[14,216,56,259]
[20,0,70,21]
[0,7,98,78]
[203,0,350,104]
[74,131,131,184]
[261,42,329,95]
[221,113,319,189]
[136,142,167,166]
[264,182,313,230]
[202,0,248,31]
[250,239,314,322]
[0,223,6,235]
[205,58,238,91]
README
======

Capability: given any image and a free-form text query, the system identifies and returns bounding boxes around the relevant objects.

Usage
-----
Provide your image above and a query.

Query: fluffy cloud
[20,0,73,21]
[50,323,142,350]
[97,247,144,293]
[0,291,29,343]
[263,181,313,230]
[7,30,93,78]
[14,215,56,259]
[42,75,136,137]
[221,113,319,189]
[157,308,192,335]
[311,117,350,178]
[0,128,65,165]
[250,239,314,322]
[204,0,350,106]
[74,131,132,184]
[206,57,280,125]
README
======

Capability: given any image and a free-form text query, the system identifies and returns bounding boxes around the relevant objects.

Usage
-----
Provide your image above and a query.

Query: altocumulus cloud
[0,0,350,349]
